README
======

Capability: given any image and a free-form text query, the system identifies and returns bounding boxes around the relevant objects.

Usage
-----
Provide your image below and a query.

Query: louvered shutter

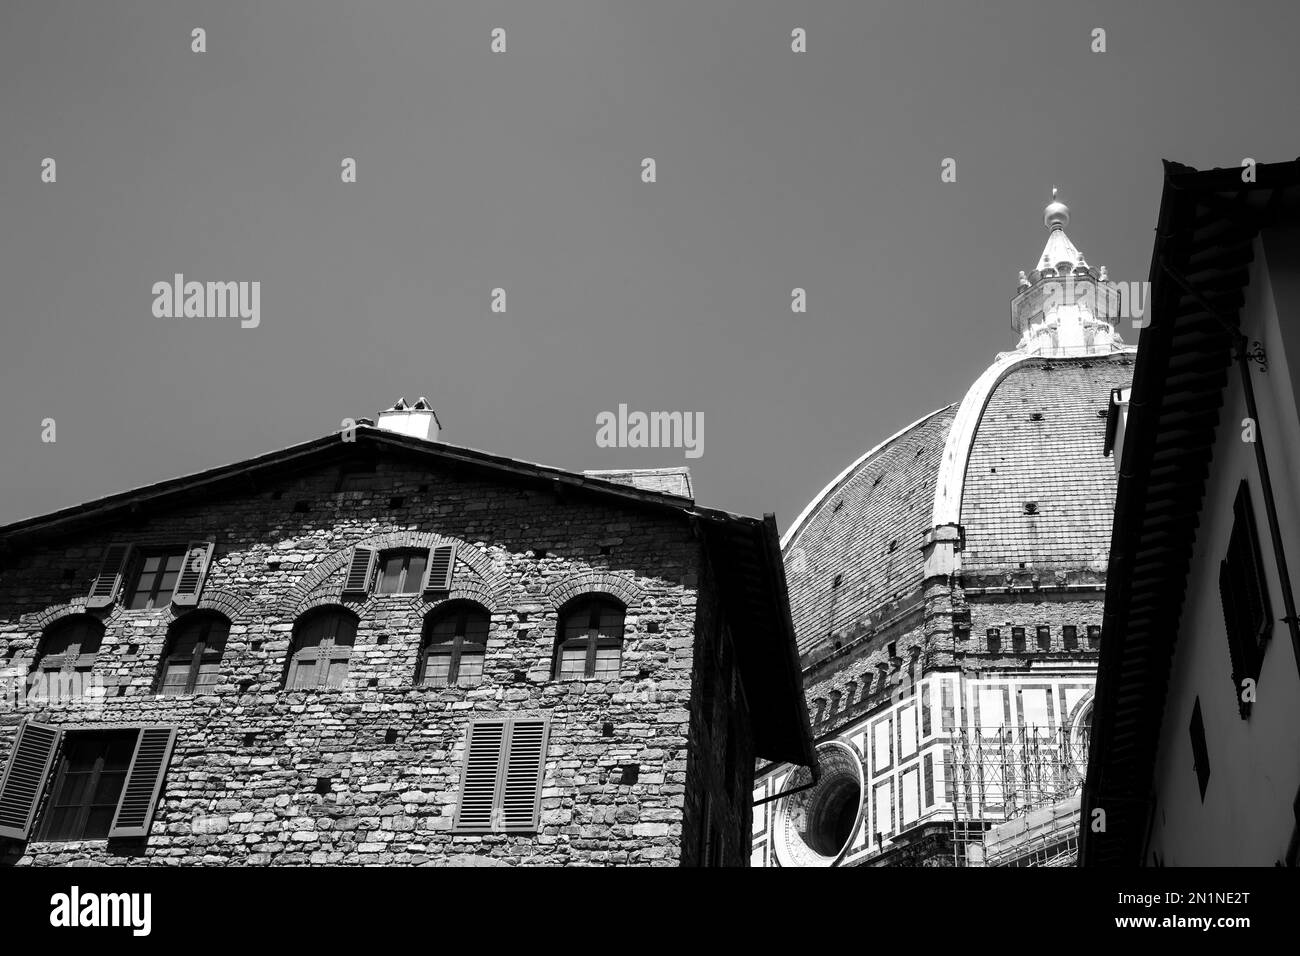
[108,727,177,838]
[86,544,133,609]
[0,720,61,840]
[342,546,376,596]
[453,720,505,832]
[500,718,549,832]
[171,540,215,607]
[421,544,457,593]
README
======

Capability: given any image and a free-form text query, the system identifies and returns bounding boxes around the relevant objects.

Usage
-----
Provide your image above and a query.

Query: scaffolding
[949,723,1090,867]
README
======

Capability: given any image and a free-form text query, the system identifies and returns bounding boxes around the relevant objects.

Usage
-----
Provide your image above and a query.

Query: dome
[782,195,1136,661]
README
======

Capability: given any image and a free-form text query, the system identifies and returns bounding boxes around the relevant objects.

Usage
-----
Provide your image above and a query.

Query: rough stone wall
[0,455,729,866]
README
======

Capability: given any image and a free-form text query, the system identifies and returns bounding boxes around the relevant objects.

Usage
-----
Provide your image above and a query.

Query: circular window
[775,741,863,867]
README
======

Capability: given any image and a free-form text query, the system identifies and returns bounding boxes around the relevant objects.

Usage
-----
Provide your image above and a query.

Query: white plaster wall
[1144,231,1300,866]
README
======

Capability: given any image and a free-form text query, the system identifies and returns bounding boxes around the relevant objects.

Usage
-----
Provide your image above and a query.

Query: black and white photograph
[0,0,1296,938]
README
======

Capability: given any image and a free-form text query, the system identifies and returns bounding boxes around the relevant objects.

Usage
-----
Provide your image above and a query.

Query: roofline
[0,426,747,547]
[781,404,957,552]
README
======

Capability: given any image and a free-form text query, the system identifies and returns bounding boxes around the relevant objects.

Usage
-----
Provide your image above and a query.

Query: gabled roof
[0,425,814,766]
[1080,158,1300,867]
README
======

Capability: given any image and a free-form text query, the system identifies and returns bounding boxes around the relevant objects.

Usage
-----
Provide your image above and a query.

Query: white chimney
[376,397,441,442]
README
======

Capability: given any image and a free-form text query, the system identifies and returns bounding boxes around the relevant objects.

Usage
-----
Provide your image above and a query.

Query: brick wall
[0,455,749,866]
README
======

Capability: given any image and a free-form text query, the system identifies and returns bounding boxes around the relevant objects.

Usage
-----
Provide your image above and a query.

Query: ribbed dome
[784,351,1135,659]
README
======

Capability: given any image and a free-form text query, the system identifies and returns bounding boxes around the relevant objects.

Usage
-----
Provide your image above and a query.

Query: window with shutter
[0,720,61,840]
[86,543,133,608]
[157,612,228,696]
[29,616,104,705]
[554,596,625,680]
[420,602,489,686]
[342,546,377,596]
[126,548,190,609]
[422,544,457,593]
[108,727,178,838]
[170,540,215,607]
[452,717,549,833]
[1219,481,1273,718]
[374,549,428,595]
[286,607,358,690]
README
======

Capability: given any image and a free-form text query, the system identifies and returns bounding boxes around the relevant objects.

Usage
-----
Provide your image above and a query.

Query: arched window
[554,596,625,680]
[30,616,104,703]
[158,612,229,696]
[420,602,490,687]
[287,607,358,690]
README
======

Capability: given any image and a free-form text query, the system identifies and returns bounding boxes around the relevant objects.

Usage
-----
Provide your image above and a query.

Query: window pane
[593,646,621,679]
[377,555,403,594]
[422,652,452,686]
[457,652,485,684]
[163,554,184,573]
[140,555,162,575]
[558,647,587,680]
[403,552,427,592]
[160,663,192,696]
[155,571,178,600]
[194,662,221,693]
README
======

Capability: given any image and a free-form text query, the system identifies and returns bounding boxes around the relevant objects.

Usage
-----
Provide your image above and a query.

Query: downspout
[1160,258,1300,674]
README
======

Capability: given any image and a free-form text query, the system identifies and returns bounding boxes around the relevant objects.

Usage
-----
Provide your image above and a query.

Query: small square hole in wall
[376,634,389,645]
[647,622,659,633]
[534,548,549,559]
[1024,501,1039,515]
[888,539,898,553]
[315,777,332,796]
[517,612,529,623]
[126,643,139,655]
[293,500,311,513]
[620,764,640,785]
[389,496,405,509]
[600,546,612,555]
[367,678,379,688]
[116,685,128,697]
[1030,412,1044,421]
[251,640,262,652]
[832,573,843,589]
[887,641,898,659]
[637,667,651,679]
[602,722,615,737]
[243,733,258,746]
[512,669,527,683]
[385,728,399,745]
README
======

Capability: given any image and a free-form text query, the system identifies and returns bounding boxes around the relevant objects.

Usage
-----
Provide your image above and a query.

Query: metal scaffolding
[948,723,1090,867]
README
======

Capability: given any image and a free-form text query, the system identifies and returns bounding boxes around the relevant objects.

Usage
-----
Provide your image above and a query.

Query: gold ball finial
[1044,186,1070,231]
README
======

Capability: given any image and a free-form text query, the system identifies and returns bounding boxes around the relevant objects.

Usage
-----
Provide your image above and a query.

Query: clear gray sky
[2,1,1297,532]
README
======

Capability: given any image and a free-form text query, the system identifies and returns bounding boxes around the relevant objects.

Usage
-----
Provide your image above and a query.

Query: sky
[1,0,1298,533]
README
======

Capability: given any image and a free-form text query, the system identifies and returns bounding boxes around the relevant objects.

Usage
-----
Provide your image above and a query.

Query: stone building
[1082,159,1300,866]
[0,399,812,866]
[753,196,1136,867]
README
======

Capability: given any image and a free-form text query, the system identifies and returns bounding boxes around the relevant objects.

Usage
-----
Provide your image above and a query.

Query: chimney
[376,397,441,442]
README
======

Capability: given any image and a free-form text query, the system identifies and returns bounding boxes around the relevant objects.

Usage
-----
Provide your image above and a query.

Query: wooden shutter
[422,544,457,593]
[108,727,177,838]
[452,717,550,833]
[453,720,505,832]
[0,720,61,840]
[500,718,549,831]
[342,546,376,596]
[86,543,133,609]
[171,540,215,607]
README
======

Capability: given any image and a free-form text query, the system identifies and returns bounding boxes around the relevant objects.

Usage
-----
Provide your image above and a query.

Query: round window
[776,741,863,867]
